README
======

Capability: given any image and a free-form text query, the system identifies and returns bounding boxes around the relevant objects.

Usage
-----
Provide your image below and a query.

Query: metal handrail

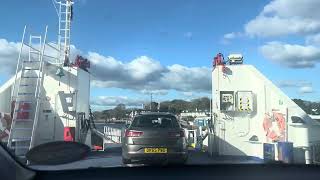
[30,26,48,149]
[10,26,26,103]
[7,26,26,148]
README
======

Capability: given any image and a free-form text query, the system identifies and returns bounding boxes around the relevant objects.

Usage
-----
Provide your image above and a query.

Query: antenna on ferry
[52,0,74,65]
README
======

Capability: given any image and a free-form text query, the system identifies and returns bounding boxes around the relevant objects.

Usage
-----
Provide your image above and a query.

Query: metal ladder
[53,0,73,64]
[7,26,48,159]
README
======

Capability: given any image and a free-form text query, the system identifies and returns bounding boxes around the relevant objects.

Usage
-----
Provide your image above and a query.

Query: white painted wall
[76,68,90,119]
[211,64,320,163]
[0,62,91,147]
[0,72,21,113]
[34,62,90,145]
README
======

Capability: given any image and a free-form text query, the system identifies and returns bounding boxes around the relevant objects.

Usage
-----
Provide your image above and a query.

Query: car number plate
[144,148,167,153]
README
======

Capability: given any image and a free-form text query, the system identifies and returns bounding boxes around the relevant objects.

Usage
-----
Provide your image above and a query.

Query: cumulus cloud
[0,39,82,75]
[259,41,320,68]
[0,38,212,93]
[89,52,211,92]
[159,64,211,92]
[278,80,312,88]
[306,33,320,45]
[91,96,145,107]
[89,53,166,88]
[262,0,320,19]
[278,80,314,94]
[299,86,313,94]
[182,92,193,97]
[0,39,22,74]
[245,16,320,38]
[245,0,320,37]
[224,33,237,40]
[91,60,211,92]
[221,32,243,44]
[140,89,168,95]
[223,32,243,40]
[219,0,320,68]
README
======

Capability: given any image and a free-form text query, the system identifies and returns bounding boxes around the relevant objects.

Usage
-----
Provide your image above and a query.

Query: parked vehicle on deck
[122,112,188,164]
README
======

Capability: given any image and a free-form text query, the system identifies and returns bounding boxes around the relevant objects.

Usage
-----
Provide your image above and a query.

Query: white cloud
[299,86,313,94]
[0,38,212,93]
[91,61,211,92]
[223,32,241,39]
[89,54,167,90]
[244,0,320,37]
[158,64,211,92]
[0,39,82,75]
[262,0,320,19]
[89,53,166,87]
[0,39,22,74]
[89,52,211,92]
[245,16,320,38]
[306,33,320,45]
[221,32,243,44]
[220,0,320,69]
[91,96,145,107]
[223,33,236,40]
[140,89,168,95]
[278,80,314,94]
[259,41,320,68]
[182,92,193,97]
[127,56,164,81]
[278,80,311,88]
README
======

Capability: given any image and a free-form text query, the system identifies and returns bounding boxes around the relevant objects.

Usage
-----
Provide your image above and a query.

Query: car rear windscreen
[131,115,180,128]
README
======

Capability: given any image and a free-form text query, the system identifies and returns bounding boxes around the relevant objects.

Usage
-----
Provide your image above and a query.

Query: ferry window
[131,115,179,128]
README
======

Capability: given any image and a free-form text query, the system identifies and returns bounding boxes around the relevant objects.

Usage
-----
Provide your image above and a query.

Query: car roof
[136,112,175,116]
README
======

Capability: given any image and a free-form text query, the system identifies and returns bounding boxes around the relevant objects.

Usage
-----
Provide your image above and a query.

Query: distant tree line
[92,98,320,120]
[93,104,129,120]
[145,97,210,113]
[93,97,211,120]
[292,99,320,115]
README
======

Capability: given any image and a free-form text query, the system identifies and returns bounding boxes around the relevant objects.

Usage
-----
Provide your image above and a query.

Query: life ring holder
[263,111,286,142]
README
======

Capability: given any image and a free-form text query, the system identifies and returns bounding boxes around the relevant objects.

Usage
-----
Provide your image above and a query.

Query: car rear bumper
[124,151,188,162]
[122,145,188,162]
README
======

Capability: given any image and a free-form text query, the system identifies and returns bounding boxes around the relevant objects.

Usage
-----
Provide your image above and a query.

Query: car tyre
[181,156,188,164]
[173,156,188,165]
[122,157,131,164]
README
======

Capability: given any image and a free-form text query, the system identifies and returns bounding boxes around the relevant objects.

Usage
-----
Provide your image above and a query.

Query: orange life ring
[263,112,286,141]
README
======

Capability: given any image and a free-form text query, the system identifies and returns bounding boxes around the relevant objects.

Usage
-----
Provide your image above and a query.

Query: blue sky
[0,0,319,110]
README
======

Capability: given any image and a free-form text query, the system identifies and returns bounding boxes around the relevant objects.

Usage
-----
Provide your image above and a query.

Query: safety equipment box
[220,91,234,111]
[236,91,253,112]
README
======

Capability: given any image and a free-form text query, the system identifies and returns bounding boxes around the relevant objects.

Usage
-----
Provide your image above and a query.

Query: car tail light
[169,130,185,137]
[125,130,143,137]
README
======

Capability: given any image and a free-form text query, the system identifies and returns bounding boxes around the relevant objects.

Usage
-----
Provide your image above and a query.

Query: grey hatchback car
[122,112,188,164]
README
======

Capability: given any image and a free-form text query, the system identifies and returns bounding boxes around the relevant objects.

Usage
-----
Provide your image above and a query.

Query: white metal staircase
[7,26,48,158]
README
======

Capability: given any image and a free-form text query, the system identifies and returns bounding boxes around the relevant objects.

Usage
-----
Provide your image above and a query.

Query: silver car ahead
[122,112,188,164]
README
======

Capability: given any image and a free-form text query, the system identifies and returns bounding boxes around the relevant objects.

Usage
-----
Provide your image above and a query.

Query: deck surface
[30,144,263,170]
